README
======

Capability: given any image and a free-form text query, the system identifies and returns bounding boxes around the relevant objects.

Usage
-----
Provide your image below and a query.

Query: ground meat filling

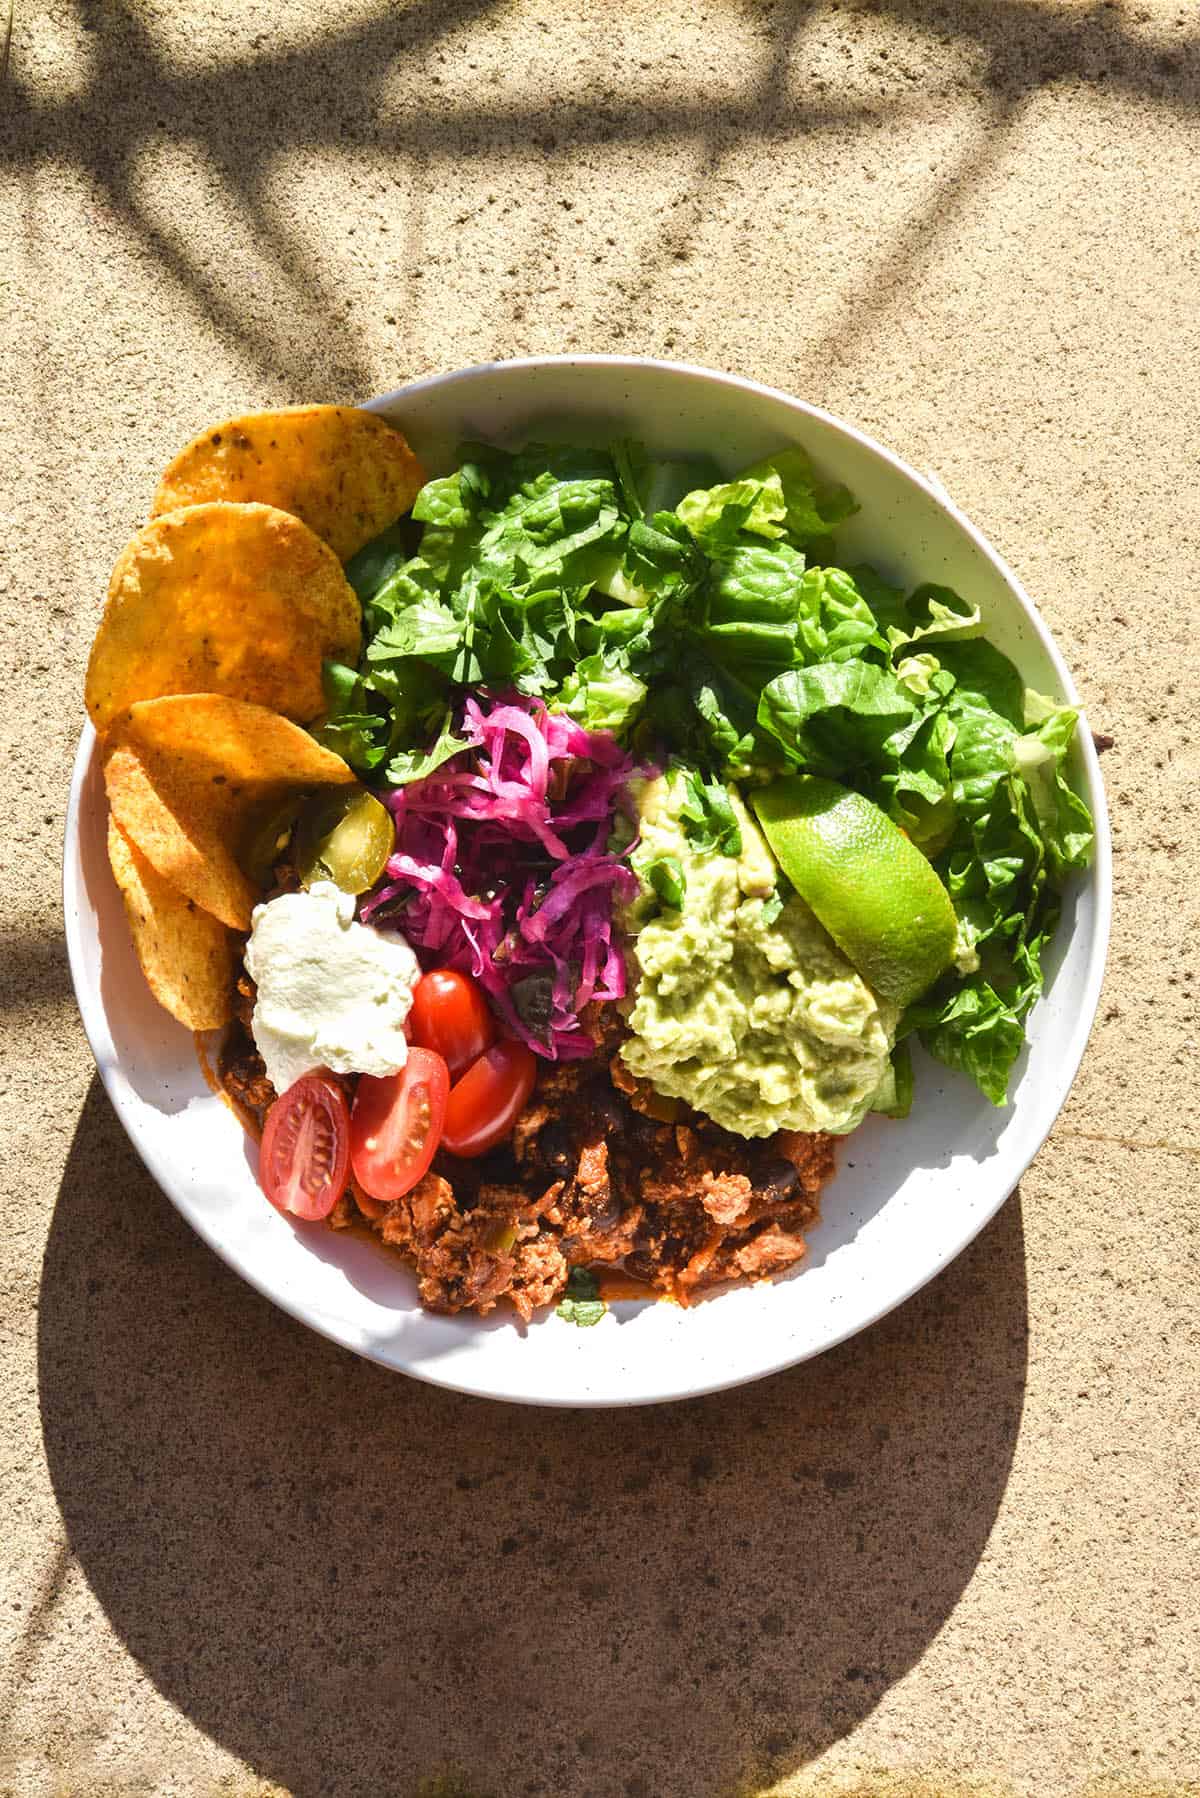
[333,1057,835,1321]
[220,975,837,1321]
[219,975,275,1136]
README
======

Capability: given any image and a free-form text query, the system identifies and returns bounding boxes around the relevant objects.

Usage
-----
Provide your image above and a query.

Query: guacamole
[620,774,897,1138]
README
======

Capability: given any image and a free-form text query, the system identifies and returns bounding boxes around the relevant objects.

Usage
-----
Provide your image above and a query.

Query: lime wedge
[751,775,958,1010]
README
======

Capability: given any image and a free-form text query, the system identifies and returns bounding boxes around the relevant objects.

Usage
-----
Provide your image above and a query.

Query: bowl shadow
[39,1078,1029,1798]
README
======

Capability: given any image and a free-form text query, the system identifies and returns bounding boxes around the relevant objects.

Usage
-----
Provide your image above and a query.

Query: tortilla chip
[85,502,360,735]
[104,694,357,931]
[151,405,427,562]
[107,815,235,1030]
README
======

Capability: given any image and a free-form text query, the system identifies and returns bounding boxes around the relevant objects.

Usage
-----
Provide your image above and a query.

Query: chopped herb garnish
[759,889,784,926]
[676,767,743,858]
[644,853,686,911]
[556,1266,606,1327]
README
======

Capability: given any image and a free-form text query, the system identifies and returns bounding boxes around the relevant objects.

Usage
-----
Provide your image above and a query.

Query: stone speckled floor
[2,3,1198,1794]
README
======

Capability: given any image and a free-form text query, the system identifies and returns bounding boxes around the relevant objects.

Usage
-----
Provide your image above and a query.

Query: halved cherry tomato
[441,1040,537,1160]
[259,1074,350,1221]
[350,1047,449,1202]
[409,969,496,1078]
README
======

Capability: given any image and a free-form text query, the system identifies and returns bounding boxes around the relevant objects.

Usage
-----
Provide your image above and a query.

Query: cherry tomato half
[441,1040,537,1160]
[259,1073,351,1221]
[350,1047,449,1202]
[409,969,496,1079]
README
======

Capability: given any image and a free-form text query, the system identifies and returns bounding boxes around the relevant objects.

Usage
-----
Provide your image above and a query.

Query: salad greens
[324,437,1092,1107]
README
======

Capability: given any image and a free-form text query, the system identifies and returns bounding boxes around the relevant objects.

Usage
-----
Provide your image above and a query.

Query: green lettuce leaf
[315,658,444,776]
[677,475,788,547]
[872,1039,914,1119]
[902,973,1027,1107]
[697,539,809,683]
[639,650,773,780]
[638,455,722,520]
[885,582,983,656]
[1011,708,1094,880]
[623,514,706,600]
[843,562,907,632]
[705,539,809,628]
[350,446,640,707]
[758,660,918,774]
[793,567,886,663]
[737,446,858,545]
[314,658,391,770]
[555,654,647,735]
[343,521,412,602]
[411,470,475,530]
[383,708,471,786]
[894,652,955,702]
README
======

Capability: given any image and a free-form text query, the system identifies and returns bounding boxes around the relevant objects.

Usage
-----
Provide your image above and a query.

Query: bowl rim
[63,355,1112,1406]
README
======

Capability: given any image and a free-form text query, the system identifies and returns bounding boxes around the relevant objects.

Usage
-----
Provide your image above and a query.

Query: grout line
[1054,1128,1200,1157]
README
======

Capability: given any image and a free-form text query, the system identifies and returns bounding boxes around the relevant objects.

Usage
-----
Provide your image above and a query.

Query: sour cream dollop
[244,880,420,1095]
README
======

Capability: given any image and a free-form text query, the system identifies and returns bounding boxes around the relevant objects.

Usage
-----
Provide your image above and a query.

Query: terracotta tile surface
[1,2,1197,1793]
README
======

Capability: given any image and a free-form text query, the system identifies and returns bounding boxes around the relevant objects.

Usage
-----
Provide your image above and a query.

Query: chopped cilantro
[759,889,784,926]
[556,1266,606,1327]
[676,767,743,858]
[644,853,686,911]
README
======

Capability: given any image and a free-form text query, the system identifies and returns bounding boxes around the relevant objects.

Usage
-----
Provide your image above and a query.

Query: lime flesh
[751,775,958,1010]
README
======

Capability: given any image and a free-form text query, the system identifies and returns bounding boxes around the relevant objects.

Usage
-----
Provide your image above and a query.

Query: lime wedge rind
[752,775,958,1012]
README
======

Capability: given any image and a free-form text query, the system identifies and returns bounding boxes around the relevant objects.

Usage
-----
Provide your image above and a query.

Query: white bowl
[64,357,1111,1407]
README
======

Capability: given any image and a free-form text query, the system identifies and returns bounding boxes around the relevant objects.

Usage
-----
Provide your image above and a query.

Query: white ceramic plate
[64,357,1111,1407]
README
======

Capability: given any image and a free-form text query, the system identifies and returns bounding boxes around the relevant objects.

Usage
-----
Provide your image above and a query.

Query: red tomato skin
[409,969,496,1078]
[259,1074,351,1221]
[440,1041,538,1159]
[350,1047,450,1202]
